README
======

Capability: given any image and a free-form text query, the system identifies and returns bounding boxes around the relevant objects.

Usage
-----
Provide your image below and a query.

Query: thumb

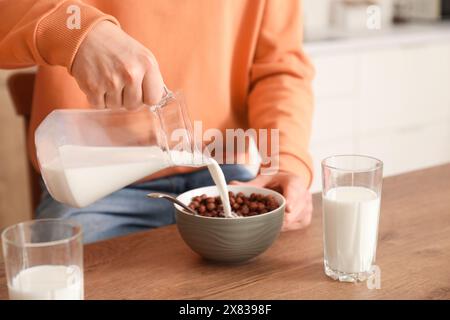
[229,175,271,188]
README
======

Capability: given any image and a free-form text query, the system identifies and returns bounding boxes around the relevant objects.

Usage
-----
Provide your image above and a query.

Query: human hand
[231,172,313,231]
[72,21,165,109]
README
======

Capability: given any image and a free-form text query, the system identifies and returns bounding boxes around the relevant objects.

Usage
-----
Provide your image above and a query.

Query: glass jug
[35,91,200,208]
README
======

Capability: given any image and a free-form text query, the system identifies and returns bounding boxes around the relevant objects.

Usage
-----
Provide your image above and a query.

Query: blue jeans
[36,165,255,244]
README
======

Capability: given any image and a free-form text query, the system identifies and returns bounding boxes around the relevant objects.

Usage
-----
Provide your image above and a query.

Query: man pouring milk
[0,0,314,243]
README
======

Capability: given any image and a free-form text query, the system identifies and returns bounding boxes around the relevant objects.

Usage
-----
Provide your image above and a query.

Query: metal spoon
[147,192,197,215]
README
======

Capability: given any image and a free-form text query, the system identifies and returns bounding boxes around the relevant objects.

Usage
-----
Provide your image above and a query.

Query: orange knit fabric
[0,0,315,186]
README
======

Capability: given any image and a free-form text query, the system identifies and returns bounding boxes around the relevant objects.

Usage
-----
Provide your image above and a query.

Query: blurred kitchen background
[0,0,449,228]
[304,0,450,192]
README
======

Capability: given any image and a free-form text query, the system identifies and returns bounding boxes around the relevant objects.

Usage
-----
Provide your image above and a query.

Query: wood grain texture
[1,164,449,300]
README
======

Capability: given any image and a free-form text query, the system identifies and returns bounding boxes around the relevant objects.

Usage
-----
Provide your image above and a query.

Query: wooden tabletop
[1,164,449,300]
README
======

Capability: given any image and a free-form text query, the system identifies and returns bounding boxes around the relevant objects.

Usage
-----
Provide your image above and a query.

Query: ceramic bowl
[175,185,285,263]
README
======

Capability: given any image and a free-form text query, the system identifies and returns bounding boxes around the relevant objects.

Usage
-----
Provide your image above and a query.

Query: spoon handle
[147,193,197,215]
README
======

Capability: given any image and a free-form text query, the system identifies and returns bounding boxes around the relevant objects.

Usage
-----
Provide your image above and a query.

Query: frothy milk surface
[41,145,234,216]
[323,186,380,274]
[8,265,83,300]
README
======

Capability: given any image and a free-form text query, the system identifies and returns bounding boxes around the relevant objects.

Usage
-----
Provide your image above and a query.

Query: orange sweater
[0,0,314,186]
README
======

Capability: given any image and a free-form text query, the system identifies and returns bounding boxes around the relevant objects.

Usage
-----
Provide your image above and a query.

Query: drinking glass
[2,219,83,299]
[321,155,383,282]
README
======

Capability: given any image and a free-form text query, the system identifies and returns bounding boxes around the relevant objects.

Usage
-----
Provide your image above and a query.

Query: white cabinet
[311,99,356,144]
[359,43,450,134]
[309,52,360,192]
[357,121,450,176]
[313,53,359,99]
[308,41,450,193]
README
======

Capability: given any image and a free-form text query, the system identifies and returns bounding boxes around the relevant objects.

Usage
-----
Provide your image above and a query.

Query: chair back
[7,73,40,213]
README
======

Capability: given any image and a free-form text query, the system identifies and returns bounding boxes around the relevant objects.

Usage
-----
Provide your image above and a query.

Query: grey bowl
[175,185,285,263]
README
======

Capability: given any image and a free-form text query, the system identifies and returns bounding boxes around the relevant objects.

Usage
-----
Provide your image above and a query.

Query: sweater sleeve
[0,0,119,71]
[248,0,315,187]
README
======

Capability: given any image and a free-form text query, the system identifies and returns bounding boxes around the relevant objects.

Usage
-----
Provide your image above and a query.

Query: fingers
[105,88,123,109]
[101,62,163,109]
[142,68,166,105]
[282,192,313,231]
[72,20,165,110]
[279,176,304,213]
[123,79,143,110]
[287,200,313,230]
[230,172,314,232]
[302,195,313,226]
[86,92,106,109]
[278,175,312,231]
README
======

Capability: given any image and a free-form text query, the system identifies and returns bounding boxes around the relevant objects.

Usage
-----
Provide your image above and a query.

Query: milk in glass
[8,265,83,300]
[323,186,380,274]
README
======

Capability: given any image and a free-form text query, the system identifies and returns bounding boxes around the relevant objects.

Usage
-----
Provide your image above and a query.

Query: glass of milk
[321,155,383,282]
[2,219,83,299]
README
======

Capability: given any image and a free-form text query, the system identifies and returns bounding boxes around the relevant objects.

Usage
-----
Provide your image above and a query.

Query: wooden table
[1,164,449,299]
